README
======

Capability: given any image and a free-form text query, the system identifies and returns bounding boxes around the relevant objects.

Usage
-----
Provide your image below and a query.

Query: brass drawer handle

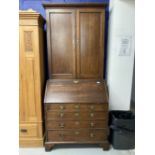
[75,105,80,109]
[90,122,94,127]
[75,121,80,125]
[59,105,64,110]
[60,113,64,117]
[20,129,27,133]
[75,131,80,135]
[59,123,65,128]
[90,133,94,138]
[90,113,94,117]
[74,113,79,117]
[90,105,94,110]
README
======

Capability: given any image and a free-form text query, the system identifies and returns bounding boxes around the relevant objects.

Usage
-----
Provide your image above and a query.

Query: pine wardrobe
[19,9,45,147]
[43,3,109,151]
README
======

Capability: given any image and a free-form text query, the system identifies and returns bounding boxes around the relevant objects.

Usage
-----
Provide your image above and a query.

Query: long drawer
[46,111,107,120]
[46,103,108,112]
[47,129,107,141]
[46,120,108,129]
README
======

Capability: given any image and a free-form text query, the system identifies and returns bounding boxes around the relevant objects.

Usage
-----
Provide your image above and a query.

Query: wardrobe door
[46,9,76,79]
[19,26,39,123]
[19,10,45,147]
[77,9,105,79]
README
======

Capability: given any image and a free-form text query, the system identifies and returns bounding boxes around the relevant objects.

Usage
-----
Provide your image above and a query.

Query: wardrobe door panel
[77,9,105,79]
[47,10,76,78]
[19,26,38,123]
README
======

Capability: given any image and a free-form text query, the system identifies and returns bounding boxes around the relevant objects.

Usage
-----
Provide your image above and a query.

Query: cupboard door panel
[77,9,105,79]
[47,10,76,78]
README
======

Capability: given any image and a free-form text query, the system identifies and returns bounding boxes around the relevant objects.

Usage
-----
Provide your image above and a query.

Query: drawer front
[19,124,38,137]
[46,120,107,129]
[46,103,108,112]
[46,111,107,120]
[47,129,107,141]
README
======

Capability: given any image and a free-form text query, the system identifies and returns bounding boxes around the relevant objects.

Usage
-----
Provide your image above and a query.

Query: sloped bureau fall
[44,79,109,151]
[43,3,109,151]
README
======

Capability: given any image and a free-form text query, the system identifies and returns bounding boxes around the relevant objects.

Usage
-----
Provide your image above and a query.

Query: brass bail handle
[59,123,65,128]
[90,122,94,127]
[90,113,94,117]
[60,112,64,117]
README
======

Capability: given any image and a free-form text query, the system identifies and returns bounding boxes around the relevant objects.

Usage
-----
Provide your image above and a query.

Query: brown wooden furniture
[43,3,109,151]
[44,3,106,79]
[44,79,109,151]
[19,9,45,147]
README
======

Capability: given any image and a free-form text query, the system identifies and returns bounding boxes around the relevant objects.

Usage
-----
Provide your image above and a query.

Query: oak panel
[46,103,108,112]
[46,111,107,120]
[77,9,105,79]
[47,129,107,141]
[46,120,107,129]
[48,10,76,78]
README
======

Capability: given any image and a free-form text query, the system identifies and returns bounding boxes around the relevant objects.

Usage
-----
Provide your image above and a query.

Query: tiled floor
[19,145,135,155]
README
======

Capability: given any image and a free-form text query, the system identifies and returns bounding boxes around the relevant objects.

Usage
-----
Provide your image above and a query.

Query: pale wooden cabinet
[19,9,45,147]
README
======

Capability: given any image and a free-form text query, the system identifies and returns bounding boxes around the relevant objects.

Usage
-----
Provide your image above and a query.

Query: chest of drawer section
[45,103,108,142]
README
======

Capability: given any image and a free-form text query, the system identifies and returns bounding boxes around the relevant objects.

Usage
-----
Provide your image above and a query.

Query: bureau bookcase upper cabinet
[45,4,105,79]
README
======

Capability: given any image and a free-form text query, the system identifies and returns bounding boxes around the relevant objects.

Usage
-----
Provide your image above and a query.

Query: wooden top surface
[43,3,108,8]
[44,79,108,104]
[19,9,45,26]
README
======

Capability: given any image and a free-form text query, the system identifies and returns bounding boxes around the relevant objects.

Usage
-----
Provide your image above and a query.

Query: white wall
[106,0,135,110]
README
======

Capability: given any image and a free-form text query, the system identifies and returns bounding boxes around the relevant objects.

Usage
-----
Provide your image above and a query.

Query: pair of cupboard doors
[45,5,106,79]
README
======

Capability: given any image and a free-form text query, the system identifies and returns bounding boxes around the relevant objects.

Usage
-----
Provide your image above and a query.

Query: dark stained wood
[46,111,108,120]
[46,103,108,111]
[77,9,105,79]
[46,120,108,129]
[44,79,109,150]
[45,144,54,151]
[44,4,109,151]
[44,79,108,103]
[45,5,106,79]
[47,129,107,141]
[46,9,76,78]
[100,141,110,150]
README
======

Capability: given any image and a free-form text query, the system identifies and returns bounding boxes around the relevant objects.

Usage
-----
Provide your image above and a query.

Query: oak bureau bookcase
[43,3,109,151]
